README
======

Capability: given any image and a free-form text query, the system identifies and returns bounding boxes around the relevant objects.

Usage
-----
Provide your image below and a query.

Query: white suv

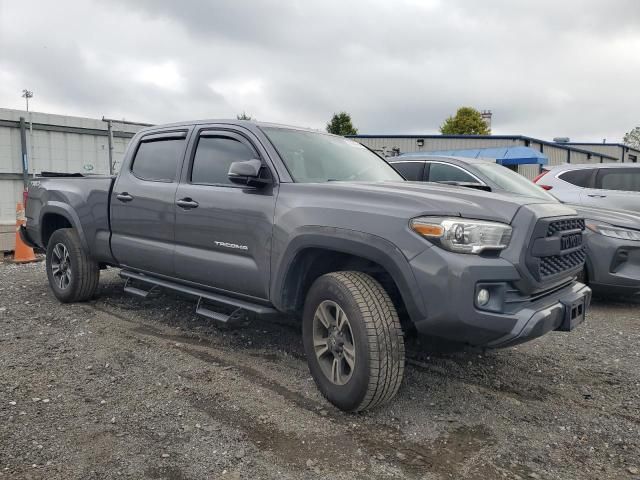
[534,163,640,214]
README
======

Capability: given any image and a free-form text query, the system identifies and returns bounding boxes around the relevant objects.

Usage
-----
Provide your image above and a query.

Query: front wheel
[46,228,99,303]
[302,271,405,412]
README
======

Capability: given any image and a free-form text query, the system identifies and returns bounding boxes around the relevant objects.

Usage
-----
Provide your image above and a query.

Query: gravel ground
[0,261,639,480]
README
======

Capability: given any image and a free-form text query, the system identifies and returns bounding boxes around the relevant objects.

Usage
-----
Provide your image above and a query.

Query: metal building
[347,134,623,180]
[0,108,146,251]
[560,143,640,164]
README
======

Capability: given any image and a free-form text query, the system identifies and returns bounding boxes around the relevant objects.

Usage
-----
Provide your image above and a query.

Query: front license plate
[558,297,586,331]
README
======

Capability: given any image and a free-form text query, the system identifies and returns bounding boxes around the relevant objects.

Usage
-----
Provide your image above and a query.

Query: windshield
[471,162,558,201]
[262,127,404,183]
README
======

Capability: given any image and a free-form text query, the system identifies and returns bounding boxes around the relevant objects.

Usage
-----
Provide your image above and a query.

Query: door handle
[587,194,607,198]
[176,198,199,209]
[116,192,133,202]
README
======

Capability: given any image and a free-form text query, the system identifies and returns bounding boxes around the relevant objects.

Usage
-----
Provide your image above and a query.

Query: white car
[534,163,640,214]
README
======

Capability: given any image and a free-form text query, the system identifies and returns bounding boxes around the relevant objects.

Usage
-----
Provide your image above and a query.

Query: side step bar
[123,277,160,298]
[119,270,278,325]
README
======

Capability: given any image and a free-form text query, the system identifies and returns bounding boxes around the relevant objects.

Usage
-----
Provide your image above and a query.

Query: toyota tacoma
[22,120,591,411]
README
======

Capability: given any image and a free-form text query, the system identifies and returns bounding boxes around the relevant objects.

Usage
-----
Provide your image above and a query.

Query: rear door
[553,168,595,205]
[173,127,277,300]
[110,130,189,276]
[582,167,640,213]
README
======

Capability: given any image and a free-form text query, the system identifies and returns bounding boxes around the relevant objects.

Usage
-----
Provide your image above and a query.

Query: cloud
[1,0,638,141]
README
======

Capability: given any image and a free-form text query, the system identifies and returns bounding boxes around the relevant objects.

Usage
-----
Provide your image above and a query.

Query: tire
[46,228,99,303]
[302,271,405,412]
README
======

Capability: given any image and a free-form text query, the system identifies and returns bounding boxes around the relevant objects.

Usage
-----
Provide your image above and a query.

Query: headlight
[410,216,512,254]
[586,222,640,241]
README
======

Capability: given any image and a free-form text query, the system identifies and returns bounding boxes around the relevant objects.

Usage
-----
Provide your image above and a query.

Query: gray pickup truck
[22,120,591,411]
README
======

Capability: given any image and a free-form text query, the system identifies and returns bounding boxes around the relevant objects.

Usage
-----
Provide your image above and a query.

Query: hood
[570,204,640,229]
[296,181,567,224]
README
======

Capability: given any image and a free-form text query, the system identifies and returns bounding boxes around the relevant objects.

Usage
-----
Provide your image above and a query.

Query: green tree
[237,112,253,120]
[440,107,491,135]
[326,112,358,136]
[623,126,640,149]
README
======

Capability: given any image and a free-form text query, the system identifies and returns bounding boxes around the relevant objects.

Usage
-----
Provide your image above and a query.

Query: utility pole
[106,120,114,175]
[19,117,29,188]
[101,117,154,175]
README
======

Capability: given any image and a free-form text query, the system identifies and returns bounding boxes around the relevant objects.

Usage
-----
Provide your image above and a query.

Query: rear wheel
[46,228,99,303]
[302,271,405,412]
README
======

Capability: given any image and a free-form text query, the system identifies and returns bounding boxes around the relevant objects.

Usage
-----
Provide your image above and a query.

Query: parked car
[533,163,640,214]
[390,155,640,295]
[22,121,591,412]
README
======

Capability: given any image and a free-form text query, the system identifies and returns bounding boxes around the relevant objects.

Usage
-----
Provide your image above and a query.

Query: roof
[134,119,332,137]
[561,142,640,156]
[544,163,640,171]
[389,155,492,165]
[561,142,637,149]
[400,146,548,166]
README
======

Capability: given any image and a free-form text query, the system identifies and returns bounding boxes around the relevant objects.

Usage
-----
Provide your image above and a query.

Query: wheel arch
[39,202,89,251]
[271,227,427,325]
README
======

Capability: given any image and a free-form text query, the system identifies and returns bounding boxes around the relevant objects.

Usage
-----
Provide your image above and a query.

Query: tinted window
[559,169,593,187]
[391,162,424,180]
[597,169,640,192]
[429,163,478,183]
[131,139,184,182]
[191,136,257,185]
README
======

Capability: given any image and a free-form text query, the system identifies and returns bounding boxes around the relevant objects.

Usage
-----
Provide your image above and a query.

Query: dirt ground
[0,261,639,480]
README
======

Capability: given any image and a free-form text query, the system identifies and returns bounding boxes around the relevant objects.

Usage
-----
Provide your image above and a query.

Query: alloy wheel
[51,243,72,290]
[312,300,356,385]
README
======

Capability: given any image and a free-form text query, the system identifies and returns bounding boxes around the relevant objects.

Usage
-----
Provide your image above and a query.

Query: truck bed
[25,174,117,263]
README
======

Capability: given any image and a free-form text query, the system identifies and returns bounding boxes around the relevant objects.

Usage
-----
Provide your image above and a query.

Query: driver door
[173,128,277,299]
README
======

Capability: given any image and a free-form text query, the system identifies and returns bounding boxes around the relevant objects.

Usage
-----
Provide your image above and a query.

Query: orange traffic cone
[11,202,38,263]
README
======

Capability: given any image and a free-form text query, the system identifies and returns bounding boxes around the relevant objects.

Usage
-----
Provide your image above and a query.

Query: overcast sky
[1,0,639,141]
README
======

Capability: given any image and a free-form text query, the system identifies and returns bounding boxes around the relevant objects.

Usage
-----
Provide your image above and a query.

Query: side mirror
[228,159,270,187]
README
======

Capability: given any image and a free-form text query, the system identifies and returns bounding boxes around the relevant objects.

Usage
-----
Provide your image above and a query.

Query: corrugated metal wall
[0,108,144,250]
[566,144,622,159]
[0,180,24,251]
[354,136,522,156]
[517,164,540,180]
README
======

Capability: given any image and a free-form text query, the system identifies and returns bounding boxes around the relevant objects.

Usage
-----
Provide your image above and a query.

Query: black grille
[547,218,585,236]
[527,216,587,281]
[539,249,587,278]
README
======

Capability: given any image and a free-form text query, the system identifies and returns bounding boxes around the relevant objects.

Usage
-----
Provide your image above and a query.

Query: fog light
[477,288,490,306]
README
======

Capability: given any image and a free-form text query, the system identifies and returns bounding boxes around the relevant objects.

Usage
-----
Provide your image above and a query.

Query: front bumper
[484,282,591,348]
[585,232,640,295]
[408,247,592,348]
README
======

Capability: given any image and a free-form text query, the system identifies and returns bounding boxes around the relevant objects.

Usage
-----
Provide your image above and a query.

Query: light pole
[21,89,33,111]
[21,90,35,176]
